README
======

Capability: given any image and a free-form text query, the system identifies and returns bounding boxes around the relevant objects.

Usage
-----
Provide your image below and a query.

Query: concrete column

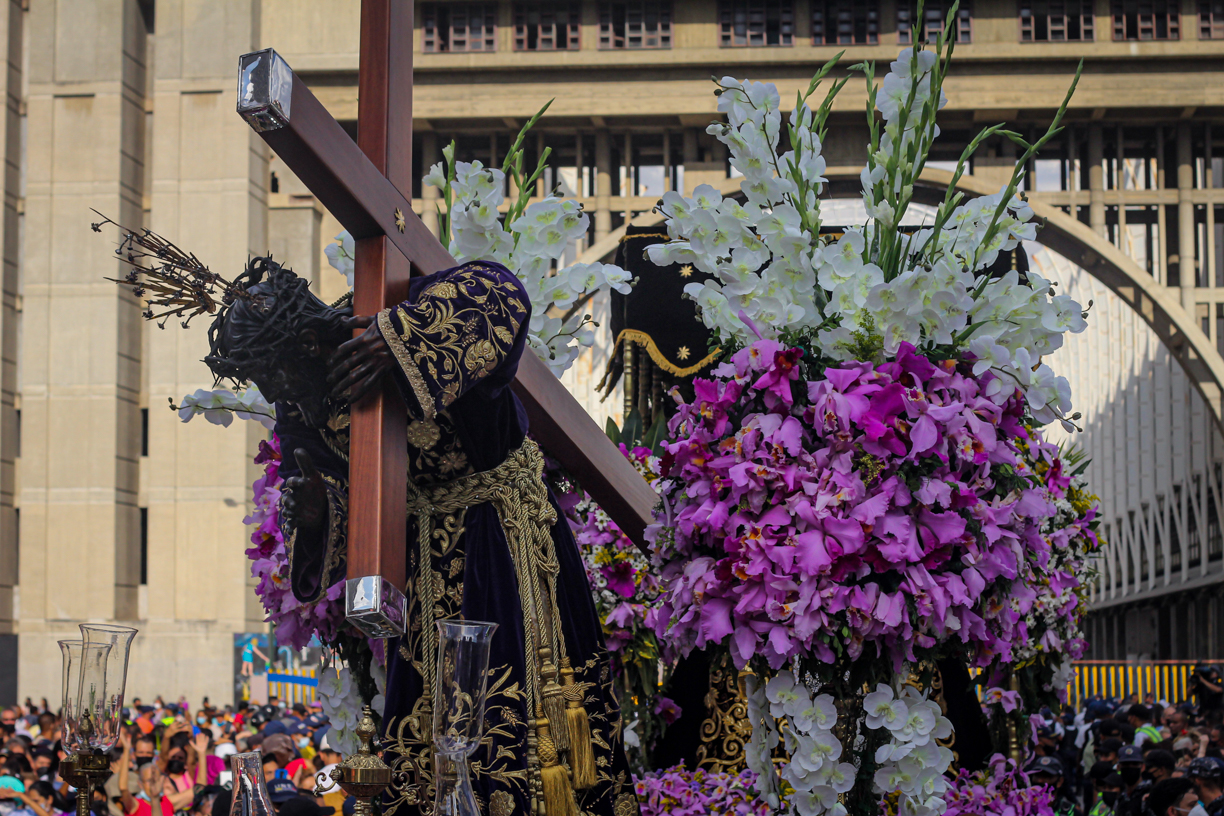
[1178,123,1197,308]
[420,131,440,238]
[1088,124,1106,239]
[133,0,265,706]
[595,129,611,240]
[20,0,149,697]
[0,0,20,703]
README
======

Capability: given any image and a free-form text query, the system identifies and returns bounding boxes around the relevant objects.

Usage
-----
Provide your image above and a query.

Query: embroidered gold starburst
[394,207,406,233]
[678,264,694,278]
[676,345,691,360]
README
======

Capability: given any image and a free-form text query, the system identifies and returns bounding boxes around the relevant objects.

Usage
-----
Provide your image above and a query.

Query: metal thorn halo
[92,209,255,329]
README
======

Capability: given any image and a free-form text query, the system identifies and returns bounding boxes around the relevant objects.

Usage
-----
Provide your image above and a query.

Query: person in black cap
[1028,755,1078,816]
[1114,744,1148,816]
[1189,756,1224,815]
[1089,772,1126,816]
[265,778,299,813]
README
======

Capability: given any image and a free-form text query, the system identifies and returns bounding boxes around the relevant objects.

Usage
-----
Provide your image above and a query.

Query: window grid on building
[1201,2,1224,38]
[1111,0,1180,40]
[1019,0,1094,41]
[898,2,972,44]
[422,3,498,53]
[812,0,879,44]
[599,2,672,49]
[514,3,581,50]
[719,0,794,47]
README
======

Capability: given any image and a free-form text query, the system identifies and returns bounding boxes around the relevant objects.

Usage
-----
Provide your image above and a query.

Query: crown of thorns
[92,210,256,329]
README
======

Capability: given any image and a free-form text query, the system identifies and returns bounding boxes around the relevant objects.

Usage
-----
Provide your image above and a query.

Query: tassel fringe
[537,717,577,816]
[559,663,596,790]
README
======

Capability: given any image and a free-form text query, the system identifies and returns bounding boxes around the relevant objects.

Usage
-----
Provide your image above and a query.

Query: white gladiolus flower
[647,47,1087,429]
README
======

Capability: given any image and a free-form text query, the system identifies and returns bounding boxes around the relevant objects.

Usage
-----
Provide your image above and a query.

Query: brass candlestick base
[66,752,110,816]
[315,708,393,816]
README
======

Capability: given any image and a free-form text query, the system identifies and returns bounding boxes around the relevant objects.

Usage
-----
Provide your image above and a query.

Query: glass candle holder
[228,752,276,816]
[432,620,497,816]
[77,624,136,753]
[58,640,84,757]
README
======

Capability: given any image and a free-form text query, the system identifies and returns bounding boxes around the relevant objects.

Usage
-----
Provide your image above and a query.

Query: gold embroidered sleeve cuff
[377,262,530,418]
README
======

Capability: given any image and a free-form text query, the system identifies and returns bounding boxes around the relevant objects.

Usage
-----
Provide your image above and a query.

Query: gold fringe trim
[618,232,670,244]
[597,329,721,393]
[377,306,436,420]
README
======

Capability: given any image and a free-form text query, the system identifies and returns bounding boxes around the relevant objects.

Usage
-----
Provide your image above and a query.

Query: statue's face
[242,340,332,429]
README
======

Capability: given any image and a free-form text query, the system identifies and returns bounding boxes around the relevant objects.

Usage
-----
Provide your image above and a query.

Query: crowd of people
[1027,665,1224,816]
[0,696,349,816]
[4,666,1224,816]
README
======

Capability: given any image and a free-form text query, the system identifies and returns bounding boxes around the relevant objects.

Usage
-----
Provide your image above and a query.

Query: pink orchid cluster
[634,767,772,816]
[944,755,1057,816]
[649,338,1068,672]
[1013,435,1100,666]
[244,434,345,651]
[568,444,662,655]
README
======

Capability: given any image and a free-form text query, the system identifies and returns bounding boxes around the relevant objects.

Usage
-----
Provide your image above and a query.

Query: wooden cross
[236,1,655,617]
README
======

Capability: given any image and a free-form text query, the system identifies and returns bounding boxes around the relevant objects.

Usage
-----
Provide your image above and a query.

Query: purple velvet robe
[278,261,639,816]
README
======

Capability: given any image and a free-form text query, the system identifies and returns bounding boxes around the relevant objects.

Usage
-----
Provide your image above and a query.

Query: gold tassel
[536,716,577,816]
[560,661,596,790]
[540,648,570,753]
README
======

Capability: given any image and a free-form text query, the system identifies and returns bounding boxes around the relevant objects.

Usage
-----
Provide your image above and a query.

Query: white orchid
[316,665,365,756]
[175,386,276,431]
[324,114,634,378]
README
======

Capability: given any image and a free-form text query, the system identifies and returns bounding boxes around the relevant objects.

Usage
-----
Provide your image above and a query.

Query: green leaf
[644,416,668,455]
[605,416,622,445]
[622,408,643,448]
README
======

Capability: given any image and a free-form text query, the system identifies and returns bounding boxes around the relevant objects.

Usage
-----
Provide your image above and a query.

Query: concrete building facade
[3,0,1223,703]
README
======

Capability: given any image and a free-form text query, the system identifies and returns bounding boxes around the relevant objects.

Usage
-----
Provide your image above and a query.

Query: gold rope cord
[404,438,574,807]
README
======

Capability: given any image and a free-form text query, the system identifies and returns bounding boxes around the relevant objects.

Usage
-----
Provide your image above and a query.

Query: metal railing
[266,667,318,705]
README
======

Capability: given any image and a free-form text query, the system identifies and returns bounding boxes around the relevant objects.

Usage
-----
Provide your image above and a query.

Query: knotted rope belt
[405,437,593,815]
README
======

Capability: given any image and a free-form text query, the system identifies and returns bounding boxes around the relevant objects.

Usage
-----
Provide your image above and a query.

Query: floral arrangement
[326,105,633,376]
[644,7,1090,813]
[1013,439,1100,671]
[944,755,1057,816]
[555,441,677,770]
[633,766,773,816]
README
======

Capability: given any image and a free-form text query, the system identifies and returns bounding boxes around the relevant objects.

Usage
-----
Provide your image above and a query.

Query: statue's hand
[328,315,394,404]
[282,448,327,530]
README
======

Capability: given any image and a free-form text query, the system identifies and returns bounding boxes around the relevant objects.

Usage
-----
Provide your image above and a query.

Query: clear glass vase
[432,620,498,816]
[228,752,276,816]
[58,640,84,757]
[78,624,137,752]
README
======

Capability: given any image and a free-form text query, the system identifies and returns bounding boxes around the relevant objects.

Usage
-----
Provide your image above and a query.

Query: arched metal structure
[579,167,1224,429]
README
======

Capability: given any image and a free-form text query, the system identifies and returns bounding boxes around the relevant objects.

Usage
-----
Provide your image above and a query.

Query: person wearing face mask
[132,738,155,771]
[1148,778,1202,816]
[1113,745,1148,816]
[0,780,62,816]
[158,732,212,815]
[1188,757,1224,815]
[1089,772,1125,816]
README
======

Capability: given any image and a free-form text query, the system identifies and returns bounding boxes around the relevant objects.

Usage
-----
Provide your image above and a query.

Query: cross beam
[236,48,656,603]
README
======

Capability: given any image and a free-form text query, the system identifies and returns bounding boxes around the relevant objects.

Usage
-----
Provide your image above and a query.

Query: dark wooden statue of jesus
[207,256,639,816]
